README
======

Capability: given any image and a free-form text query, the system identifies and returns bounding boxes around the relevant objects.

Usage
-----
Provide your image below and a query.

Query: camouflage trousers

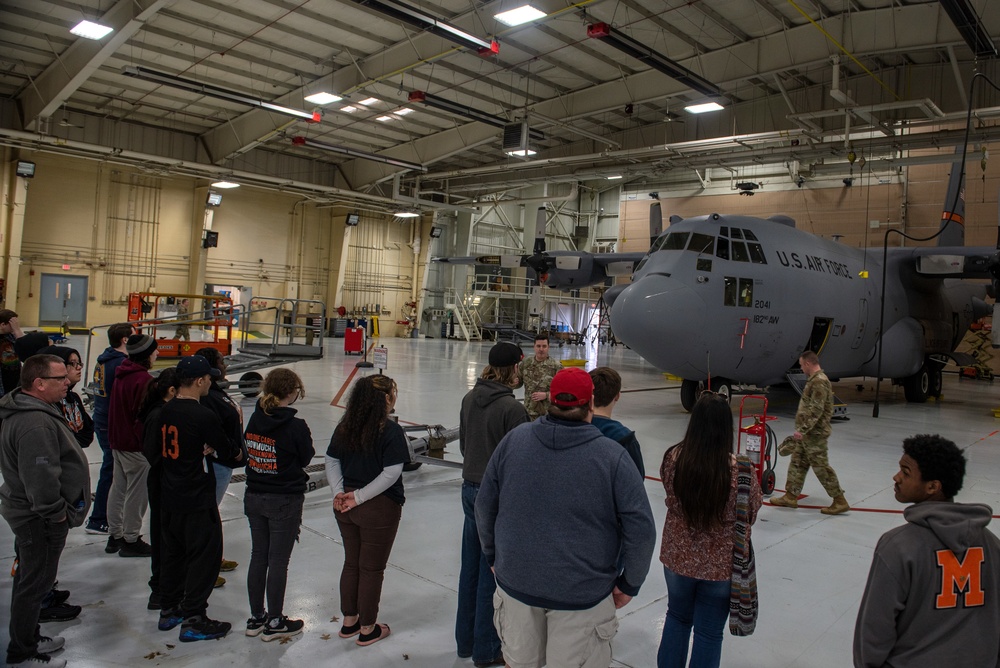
[783,435,844,498]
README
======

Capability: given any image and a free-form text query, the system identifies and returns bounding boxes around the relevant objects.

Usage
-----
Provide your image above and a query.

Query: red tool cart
[344,327,364,355]
[736,395,777,495]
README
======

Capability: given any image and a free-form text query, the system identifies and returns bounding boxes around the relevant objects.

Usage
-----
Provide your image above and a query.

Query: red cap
[549,367,593,407]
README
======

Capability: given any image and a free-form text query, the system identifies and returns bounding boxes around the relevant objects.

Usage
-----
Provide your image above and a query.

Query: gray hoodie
[476,415,656,610]
[854,501,1000,667]
[459,378,529,484]
[0,389,92,529]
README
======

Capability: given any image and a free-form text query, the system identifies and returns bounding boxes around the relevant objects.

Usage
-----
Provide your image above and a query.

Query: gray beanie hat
[126,334,156,359]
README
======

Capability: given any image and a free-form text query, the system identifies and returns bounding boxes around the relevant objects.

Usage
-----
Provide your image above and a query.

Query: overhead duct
[291,136,427,172]
[350,0,498,55]
[409,91,544,140]
[939,0,998,58]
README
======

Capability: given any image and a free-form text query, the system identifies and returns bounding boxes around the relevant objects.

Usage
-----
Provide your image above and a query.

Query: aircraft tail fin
[938,145,966,246]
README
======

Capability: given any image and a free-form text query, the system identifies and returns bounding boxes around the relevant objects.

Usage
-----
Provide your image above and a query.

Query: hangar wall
[1,152,430,338]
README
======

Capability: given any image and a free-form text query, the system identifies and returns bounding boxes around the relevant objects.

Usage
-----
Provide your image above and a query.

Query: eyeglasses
[66,361,83,369]
[40,375,69,381]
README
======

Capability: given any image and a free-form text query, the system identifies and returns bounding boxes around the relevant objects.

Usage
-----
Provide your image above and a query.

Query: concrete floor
[2,337,999,667]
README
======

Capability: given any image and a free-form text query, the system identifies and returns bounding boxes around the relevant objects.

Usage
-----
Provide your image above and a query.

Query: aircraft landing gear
[680,378,732,411]
[902,359,943,403]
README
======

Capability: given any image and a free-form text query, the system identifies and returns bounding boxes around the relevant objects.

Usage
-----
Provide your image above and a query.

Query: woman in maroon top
[657,393,762,668]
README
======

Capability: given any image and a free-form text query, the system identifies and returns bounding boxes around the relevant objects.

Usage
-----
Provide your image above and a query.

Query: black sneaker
[245,614,267,637]
[41,588,70,608]
[84,521,109,535]
[261,615,304,642]
[158,609,184,631]
[147,592,162,611]
[118,537,152,558]
[179,615,231,642]
[38,603,81,623]
[104,536,124,554]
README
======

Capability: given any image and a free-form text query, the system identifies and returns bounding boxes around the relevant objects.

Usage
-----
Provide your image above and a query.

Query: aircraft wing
[909,246,996,279]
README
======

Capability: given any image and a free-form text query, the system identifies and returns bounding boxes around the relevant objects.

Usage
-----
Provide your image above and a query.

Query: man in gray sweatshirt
[457,342,528,667]
[854,434,1000,667]
[1,354,91,668]
[476,367,656,668]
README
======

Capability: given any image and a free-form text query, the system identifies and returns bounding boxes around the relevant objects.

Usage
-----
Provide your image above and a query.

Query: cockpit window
[730,228,744,240]
[688,233,715,254]
[732,241,749,262]
[719,227,728,237]
[748,242,767,264]
[716,237,730,260]
[743,229,758,241]
[662,232,690,251]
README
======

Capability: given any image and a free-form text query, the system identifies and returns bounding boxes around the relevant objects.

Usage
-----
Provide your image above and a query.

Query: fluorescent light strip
[211,181,240,188]
[506,149,536,157]
[606,175,623,180]
[70,20,114,40]
[494,5,545,27]
[376,115,393,121]
[587,23,721,98]
[341,106,359,113]
[350,0,498,54]
[291,136,426,172]
[394,211,420,218]
[393,108,414,116]
[408,91,544,141]
[122,66,320,122]
[359,97,380,106]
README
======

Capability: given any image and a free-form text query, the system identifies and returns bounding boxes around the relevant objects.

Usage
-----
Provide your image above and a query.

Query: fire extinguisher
[744,417,765,467]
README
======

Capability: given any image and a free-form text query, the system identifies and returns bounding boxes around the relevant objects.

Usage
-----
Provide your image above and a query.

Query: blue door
[39,274,88,327]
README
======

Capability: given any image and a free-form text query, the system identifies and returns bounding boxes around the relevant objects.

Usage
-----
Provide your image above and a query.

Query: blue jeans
[657,566,731,668]
[88,426,114,526]
[456,481,501,663]
[213,462,233,506]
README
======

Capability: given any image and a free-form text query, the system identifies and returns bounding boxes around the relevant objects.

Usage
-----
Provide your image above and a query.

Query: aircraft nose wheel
[680,378,732,412]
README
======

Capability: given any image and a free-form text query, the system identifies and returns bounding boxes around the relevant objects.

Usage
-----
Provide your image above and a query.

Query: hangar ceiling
[1,0,998,210]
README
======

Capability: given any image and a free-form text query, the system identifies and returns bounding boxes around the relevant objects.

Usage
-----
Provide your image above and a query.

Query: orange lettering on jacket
[935,547,985,609]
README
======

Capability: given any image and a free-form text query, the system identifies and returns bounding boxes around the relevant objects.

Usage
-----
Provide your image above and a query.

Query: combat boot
[821,495,850,515]
[769,492,798,508]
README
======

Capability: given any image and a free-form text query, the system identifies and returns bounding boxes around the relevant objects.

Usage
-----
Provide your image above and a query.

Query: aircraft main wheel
[239,371,263,398]
[929,365,943,398]
[761,470,776,495]
[680,380,703,411]
[903,365,931,403]
[712,379,733,404]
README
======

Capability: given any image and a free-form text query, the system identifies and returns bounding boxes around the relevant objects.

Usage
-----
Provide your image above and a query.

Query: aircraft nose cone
[609,275,705,369]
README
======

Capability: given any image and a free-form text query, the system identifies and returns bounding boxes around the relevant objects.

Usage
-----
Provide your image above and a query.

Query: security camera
[648,192,659,200]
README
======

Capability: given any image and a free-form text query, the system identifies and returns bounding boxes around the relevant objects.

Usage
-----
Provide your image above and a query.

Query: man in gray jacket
[0,354,91,668]
[457,341,528,667]
[476,367,655,668]
[854,434,1000,667]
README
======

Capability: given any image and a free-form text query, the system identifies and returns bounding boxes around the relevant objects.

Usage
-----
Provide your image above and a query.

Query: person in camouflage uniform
[515,334,562,420]
[771,351,851,515]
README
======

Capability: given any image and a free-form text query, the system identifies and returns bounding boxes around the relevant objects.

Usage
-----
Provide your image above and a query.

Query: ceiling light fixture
[341,106,359,113]
[359,97,380,106]
[70,20,114,40]
[506,149,536,157]
[606,175,623,180]
[304,92,342,105]
[291,136,427,172]
[393,108,414,116]
[376,115,393,121]
[123,66,321,122]
[684,102,725,114]
[350,0,499,55]
[394,210,421,218]
[494,5,546,27]
[587,23,721,98]
[409,91,544,140]
[211,181,240,188]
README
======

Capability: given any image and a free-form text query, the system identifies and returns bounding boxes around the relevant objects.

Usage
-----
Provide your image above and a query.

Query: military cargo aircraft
[606,169,996,411]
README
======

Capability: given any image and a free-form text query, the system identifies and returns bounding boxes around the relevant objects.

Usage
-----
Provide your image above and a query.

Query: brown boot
[769,492,798,508]
[821,495,850,515]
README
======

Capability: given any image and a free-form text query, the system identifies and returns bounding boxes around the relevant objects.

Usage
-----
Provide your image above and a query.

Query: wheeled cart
[736,395,777,495]
[344,327,364,355]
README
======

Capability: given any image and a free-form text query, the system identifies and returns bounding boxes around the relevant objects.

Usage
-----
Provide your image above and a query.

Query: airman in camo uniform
[771,351,851,515]
[515,334,562,420]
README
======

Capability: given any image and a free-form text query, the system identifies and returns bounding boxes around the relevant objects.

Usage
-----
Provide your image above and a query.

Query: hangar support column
[1,155,29,310]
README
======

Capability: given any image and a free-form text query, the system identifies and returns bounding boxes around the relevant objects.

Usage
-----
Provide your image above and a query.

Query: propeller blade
[649,201,663,247]
[528,286,543,316]
[534,206,547,255]
[475,254,523,268]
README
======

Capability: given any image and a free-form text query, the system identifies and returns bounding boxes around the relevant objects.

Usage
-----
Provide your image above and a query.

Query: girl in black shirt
[325,374,409,647]
[243,368,314,642]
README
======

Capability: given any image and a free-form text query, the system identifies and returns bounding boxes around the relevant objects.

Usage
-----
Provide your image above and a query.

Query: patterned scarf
[730,455,758,636]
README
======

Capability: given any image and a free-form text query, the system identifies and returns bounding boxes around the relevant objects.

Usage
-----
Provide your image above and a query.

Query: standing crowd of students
[1,321,998,668]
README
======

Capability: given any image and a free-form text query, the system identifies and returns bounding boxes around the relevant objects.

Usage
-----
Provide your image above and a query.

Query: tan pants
[493,586,619,668]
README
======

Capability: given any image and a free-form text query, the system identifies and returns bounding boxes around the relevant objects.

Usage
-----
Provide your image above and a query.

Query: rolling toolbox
[344,327,364,355]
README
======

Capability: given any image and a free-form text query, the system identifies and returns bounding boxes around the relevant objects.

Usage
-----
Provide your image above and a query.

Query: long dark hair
[670,392,734,531]
[333,374,396,452]
[138,368,182,422]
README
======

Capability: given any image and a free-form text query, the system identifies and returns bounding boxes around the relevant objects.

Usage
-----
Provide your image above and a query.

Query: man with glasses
[0,354,91,668]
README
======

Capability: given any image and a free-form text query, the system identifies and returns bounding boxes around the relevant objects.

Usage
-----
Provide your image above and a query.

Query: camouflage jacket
[795,370,833,439]
[516,356,562,419]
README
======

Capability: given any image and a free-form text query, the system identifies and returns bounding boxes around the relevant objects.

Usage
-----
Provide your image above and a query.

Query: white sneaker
[36,637,64,654]
[7,654,68,668]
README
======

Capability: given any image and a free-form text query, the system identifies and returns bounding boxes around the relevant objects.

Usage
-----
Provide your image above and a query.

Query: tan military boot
[769,492,798,508]
[821,495,850,515]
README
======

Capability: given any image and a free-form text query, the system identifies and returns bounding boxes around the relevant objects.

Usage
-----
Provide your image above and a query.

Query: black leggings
[245,491,304,618]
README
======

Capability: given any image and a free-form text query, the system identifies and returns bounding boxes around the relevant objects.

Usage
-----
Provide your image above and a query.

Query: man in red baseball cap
[476,366,655,668]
